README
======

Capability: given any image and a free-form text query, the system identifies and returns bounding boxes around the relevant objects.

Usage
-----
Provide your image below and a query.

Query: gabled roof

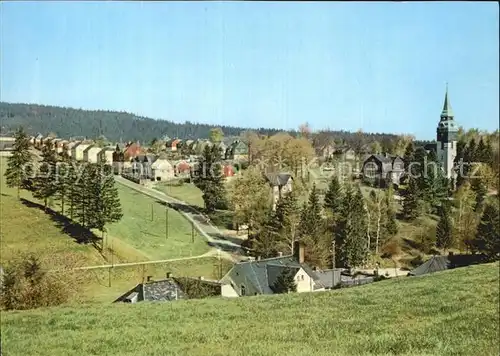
[265,172,292,187]
[135,154,158,164]
[142,279,186,302]
[408,254,488,276]
[223,255,323,295]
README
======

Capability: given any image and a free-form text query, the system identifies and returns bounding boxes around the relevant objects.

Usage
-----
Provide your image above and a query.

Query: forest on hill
[0,102,402,145]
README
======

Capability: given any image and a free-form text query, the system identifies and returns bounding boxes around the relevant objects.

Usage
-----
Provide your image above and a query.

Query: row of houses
[115,245,490,304]
[116,241,380,304]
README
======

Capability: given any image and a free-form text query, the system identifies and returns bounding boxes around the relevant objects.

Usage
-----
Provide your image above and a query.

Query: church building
[436,85,459,179]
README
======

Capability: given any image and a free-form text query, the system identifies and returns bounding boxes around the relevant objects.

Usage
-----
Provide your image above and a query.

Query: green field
[2,263,498,356]
[0,157,209,263]
[155,181,205,208]
[107,184,209,261]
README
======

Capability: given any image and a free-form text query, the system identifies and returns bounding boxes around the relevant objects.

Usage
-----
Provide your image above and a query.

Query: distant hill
[0,102,402,145]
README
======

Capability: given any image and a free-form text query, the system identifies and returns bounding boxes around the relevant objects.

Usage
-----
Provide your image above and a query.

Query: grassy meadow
[0,156,227,304]
[2,262,499,356]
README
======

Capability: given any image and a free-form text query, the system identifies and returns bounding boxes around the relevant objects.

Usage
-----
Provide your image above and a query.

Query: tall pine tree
[335,184,369,268]
[193,144,226,213]
[402,176,422,220]
[32,141,58,210]
[473,198,499,260]
[4,127,33,199]
[323,175,343,221]
[436,202,454,252]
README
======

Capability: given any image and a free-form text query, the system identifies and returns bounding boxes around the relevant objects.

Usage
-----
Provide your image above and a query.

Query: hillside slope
[2,263,498,356]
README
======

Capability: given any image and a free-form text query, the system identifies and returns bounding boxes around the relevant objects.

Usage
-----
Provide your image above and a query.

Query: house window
[241,285,246,296]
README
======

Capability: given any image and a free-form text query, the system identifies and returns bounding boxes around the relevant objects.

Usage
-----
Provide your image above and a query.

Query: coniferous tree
[90,160,123,240]
[271,269,297,294]
[384,185,398,237]
[436,202,454,252]
[402,176,422,220]
[476,137,488,163]
[274,191,300,254]
[55,150,73,215]
[73,161,92,229]
[323,175,343,221]
[4,127,33,199]
[471,176,488,211]
[193,145,226,213]
[335,184,369,268]
[473,198,500,259]
[403,141,415,171]
[32,142,58,210]
[298,184,329,267]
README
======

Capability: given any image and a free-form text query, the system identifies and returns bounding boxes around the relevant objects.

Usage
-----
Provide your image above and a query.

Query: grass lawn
[2,262,498,356]
[155,182,205,208]
[79,257,234,304]
[106,184,210,261]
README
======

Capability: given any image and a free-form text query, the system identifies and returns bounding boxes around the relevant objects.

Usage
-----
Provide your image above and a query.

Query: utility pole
[332,237,336,288]
[165,206,169,240]
[218,249,222,280]
[191,222,195,243]
[151,203,154,222]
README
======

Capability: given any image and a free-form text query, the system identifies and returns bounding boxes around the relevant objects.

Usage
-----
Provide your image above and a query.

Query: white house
[84,145,103,163]
[72,142,91,161]
[98,147,115,165]
[150,154,175,181]
[65,141,80,158]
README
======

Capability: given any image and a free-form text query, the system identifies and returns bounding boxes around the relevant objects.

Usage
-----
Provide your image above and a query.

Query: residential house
[175,160,192,178]
[65,141,80,158]
[0,137,15,151]
[362,154,404,188]
[222,163,235,178]
[166,139,182,152]
[315,143,336,159]
[332,146,356,161]
[115,274,187,303]
[225,140,249,161]
[29,136,36,146]
[83,145,103,164]
[123,142,143,161]
[112,145,125,174]
[220,242,327,297]
[34,134,44,148]
[264,172,293,210]
[132,154,158,179]
[151,153,175,181]
[72,142,91,161]
[408,253,488,277]
[52,139,67,154]
[98,147,115,165]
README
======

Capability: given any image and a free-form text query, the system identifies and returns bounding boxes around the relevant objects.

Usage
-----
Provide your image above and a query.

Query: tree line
[4,127,123,242]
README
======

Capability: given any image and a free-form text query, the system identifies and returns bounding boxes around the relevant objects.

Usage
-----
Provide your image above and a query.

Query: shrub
[0,254,79,311]
[381,238,401,258]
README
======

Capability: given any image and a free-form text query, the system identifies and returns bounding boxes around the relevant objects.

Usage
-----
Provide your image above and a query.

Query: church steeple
[440,83,454,120]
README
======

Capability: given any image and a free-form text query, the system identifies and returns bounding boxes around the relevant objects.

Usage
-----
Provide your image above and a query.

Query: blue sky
[1,2,498,139]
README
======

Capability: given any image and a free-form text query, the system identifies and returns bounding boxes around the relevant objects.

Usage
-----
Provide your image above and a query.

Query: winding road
[114,176,245,262]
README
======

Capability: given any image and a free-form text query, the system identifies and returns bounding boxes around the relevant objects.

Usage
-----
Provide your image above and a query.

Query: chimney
[146,276,153,282]
[166,272,172,279]
[277,251,283,257]
[293,241,305,264]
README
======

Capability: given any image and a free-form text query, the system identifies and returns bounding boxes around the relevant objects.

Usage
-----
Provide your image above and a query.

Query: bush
[0,254,78,311]
[381,239,402,258]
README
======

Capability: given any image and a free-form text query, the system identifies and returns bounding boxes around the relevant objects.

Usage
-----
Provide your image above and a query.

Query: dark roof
[265,172,292,186]
[315,269,343,289]
[142,279,186,302]
[222,255,323,295]
[408,254,488,276]
[135,154,158,164]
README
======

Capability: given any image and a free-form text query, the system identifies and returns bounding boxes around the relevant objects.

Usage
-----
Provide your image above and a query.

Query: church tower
[436,84,459,179]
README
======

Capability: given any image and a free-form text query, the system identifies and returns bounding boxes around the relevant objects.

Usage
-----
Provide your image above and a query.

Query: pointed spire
[441,83,454,119]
